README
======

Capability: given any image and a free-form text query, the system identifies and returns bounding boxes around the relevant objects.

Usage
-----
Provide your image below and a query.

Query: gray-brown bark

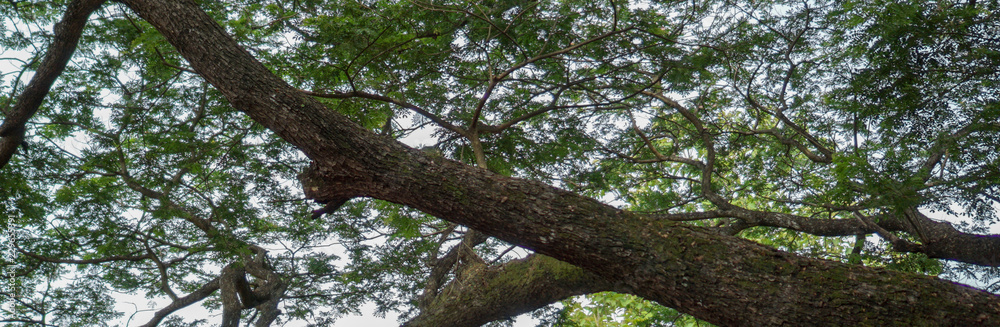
[116,0,1000,325]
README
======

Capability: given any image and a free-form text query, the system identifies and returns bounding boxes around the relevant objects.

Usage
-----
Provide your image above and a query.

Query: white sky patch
[399,115,438,148]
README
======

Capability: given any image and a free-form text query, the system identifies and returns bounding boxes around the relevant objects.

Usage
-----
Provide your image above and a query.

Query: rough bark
[114,0,1000,325]
[408,229,619,326]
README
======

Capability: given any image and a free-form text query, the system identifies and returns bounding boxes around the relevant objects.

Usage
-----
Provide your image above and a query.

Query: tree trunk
[119,0,1000,325]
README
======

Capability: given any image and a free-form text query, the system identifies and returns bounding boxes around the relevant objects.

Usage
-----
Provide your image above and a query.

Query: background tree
[1,0,999,326]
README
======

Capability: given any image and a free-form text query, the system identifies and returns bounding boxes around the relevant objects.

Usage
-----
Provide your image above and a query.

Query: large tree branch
[119,0,1000,325]
[888,210,1000,267]
[416,229,486,311]
[139,277,221,327]
[652,204,1000,267]
[409,206,914,326]
[218,249,285,327]
[405,254,619,327]
[0,0,106,169]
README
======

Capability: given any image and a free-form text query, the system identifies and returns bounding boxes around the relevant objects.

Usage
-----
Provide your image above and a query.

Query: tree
[2,0,999,326]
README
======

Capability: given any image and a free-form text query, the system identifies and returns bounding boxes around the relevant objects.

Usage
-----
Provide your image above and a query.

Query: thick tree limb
[217,247,286,327]
[220,263,251,327]
[889,210,1000,267]
[117,0,1000,325]
[219,258,285,327]
[0,0,106,169]
[139,277,221,327]
[411,208,896,325]
[405,254,619,327]
[653,205,1000,267]
[417,229,487,311]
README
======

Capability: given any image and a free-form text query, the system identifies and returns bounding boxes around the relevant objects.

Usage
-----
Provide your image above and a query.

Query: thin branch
[301,89,469,137]
[471,27,635,128]
[601,145,704,170]
[17,247,151,264]
[743,94,833,163]
[144,242,178,300]
[629,111,667,160]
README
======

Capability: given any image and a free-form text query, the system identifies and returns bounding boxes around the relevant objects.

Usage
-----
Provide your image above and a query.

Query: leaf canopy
[2,0,999,325]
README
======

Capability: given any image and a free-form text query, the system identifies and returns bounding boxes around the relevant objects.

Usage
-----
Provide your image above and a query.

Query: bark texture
[111,0,1000,325]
